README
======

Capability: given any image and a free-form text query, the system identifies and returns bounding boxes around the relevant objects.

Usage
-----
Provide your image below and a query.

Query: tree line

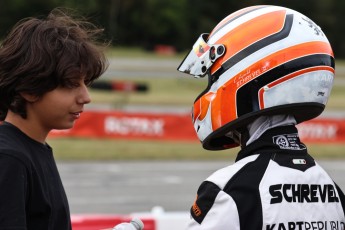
[1,0,345,57]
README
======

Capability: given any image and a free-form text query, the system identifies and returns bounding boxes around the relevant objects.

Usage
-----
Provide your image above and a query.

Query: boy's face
[26,77,91,131]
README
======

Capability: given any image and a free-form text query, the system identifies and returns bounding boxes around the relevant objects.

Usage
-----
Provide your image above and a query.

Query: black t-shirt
[0,122,71,230]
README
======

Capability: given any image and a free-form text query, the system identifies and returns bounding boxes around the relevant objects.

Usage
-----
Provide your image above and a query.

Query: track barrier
[90,81,148,93]
[71,207,189,230]
[49,110,345,143]
[71,215,156,230]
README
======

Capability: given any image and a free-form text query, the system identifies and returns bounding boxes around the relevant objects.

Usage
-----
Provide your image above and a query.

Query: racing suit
[187,125,345,230]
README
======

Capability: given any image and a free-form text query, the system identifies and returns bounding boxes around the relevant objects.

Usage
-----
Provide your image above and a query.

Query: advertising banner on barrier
[49,110,345,143]
[49,110,197,141]
[297,118,345,143]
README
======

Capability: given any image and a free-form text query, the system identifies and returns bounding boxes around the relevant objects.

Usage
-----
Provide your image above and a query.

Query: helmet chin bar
[177,33,225,78]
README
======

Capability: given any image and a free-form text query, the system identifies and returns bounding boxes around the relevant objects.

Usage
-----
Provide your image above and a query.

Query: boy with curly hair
[0,8,108,229]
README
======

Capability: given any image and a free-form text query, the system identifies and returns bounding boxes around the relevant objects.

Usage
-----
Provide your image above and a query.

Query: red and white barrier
[297,118,345,143]
[49,110,196,141]
[49,109,345,144]
[71,214,156,230]
[71,207,189,230]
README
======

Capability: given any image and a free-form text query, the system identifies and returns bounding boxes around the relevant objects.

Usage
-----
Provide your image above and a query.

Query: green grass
[90,77,345,110]
[48,48,345,161]
[89,77,206,107]
[326,84,345,110]
[49,138,237,161]
[48,138,344,161]
[48,138,345,161]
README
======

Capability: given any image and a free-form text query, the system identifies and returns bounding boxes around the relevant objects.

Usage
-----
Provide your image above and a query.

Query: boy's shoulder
[0,123,32,166]
[0,122,23,147]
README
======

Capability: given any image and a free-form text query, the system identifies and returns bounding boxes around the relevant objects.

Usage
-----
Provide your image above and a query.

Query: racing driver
[177,5,345,230]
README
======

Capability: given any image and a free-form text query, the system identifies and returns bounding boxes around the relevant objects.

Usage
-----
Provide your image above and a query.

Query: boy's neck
[4,111,48,144]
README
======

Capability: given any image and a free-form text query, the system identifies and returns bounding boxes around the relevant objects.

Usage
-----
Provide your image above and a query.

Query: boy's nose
[78,83,91,104]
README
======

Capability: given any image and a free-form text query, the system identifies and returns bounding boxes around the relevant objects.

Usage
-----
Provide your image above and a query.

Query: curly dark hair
[0,8,109,120]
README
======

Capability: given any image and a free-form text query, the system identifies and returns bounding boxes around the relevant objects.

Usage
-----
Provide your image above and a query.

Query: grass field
[49,137,345,161]
[48,48,345,161]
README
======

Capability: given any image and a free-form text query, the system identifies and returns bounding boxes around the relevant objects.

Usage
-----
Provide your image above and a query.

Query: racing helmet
[177,5,334,150]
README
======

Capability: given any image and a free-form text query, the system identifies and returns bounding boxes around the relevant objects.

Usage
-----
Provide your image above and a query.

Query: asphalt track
[58,160,345,215]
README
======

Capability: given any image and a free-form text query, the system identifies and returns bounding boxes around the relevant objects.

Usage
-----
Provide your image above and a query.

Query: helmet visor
[177,33,225,78]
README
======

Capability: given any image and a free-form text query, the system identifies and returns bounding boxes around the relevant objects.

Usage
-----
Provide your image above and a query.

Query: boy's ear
[20,93,39,103]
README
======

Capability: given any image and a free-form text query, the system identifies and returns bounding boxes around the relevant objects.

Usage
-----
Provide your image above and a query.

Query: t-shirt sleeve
[0,153,28,229]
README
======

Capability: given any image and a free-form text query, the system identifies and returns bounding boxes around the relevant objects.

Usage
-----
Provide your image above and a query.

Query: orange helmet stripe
[195,92,216,122]
[210,10,287,74]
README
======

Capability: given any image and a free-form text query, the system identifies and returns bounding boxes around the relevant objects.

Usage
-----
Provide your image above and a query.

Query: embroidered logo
[272,133,306,150]
[274,135,289,148]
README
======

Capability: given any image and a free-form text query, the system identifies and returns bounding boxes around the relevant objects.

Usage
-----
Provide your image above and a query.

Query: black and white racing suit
[187,125,345,230]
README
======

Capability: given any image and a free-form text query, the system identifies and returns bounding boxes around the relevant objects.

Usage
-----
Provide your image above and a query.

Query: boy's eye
[64,83,79,89]
[63,80,81,88]
[70,82,80,88]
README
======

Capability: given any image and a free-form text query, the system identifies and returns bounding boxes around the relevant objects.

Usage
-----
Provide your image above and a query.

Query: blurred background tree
[1,0,344,57]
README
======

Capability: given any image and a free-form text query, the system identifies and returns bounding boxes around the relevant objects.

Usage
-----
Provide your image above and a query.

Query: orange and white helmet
[177,5,334,150]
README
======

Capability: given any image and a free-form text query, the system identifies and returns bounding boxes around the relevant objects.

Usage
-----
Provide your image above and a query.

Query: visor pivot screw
[217,46,225,55]
[201,66,207,73]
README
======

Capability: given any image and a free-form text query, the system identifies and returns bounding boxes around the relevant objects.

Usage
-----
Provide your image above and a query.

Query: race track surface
[58,160,345,215]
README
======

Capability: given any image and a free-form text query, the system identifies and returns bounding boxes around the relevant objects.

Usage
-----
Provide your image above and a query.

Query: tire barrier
[90,81,148,93]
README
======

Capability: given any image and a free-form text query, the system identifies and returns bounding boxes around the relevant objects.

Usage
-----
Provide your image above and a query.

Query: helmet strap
[226,129,248,147]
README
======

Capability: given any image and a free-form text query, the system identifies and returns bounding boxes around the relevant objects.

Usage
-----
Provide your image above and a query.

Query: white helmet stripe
[208,6,286,44]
